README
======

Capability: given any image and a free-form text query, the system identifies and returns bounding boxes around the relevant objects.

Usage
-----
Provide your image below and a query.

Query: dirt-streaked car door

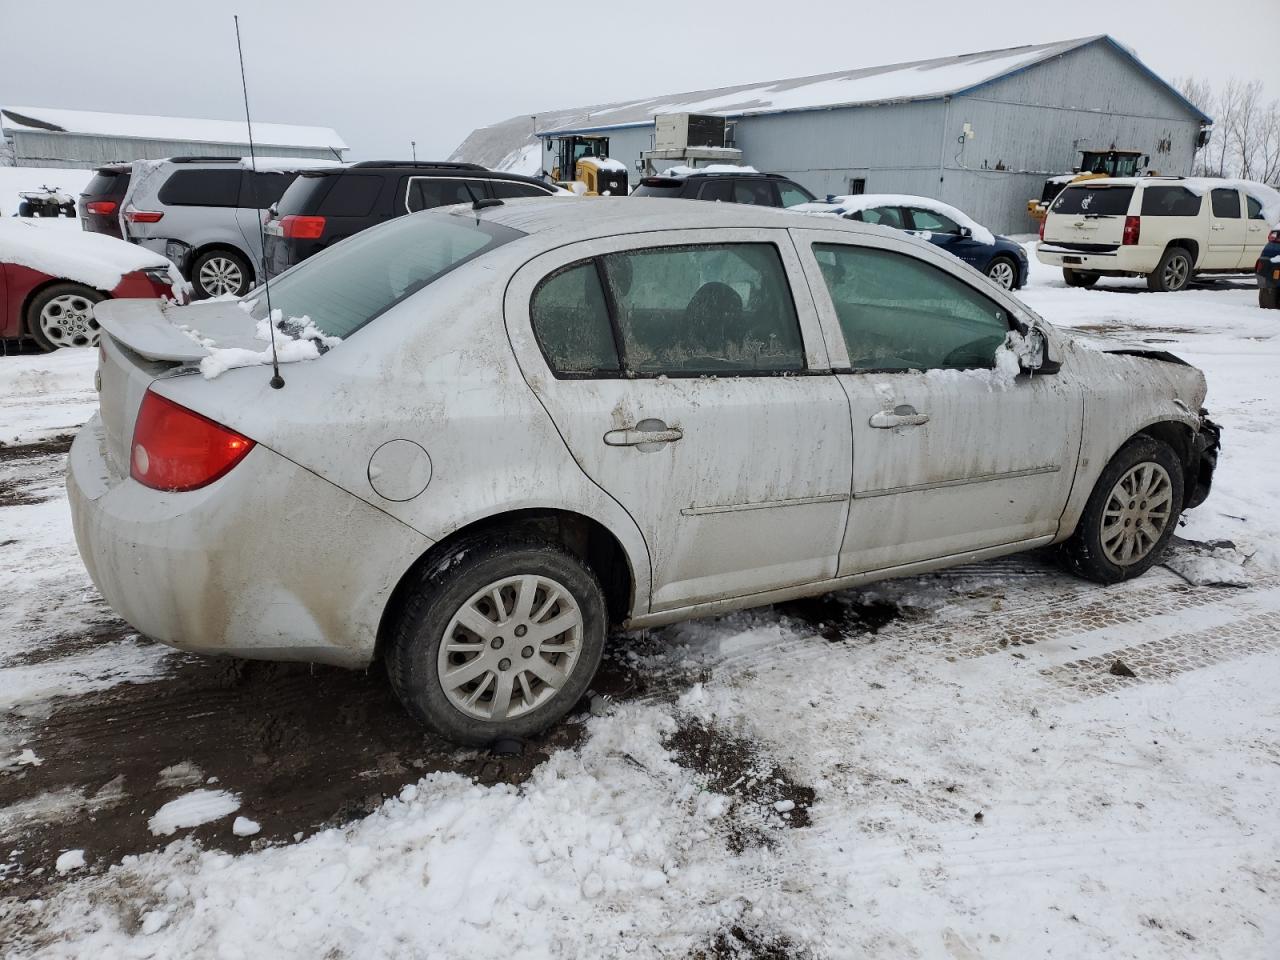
[791,226,1084,575]
[503,228,853,614]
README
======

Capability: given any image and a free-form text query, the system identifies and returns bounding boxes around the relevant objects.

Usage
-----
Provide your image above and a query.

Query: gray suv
[120,157,326,299]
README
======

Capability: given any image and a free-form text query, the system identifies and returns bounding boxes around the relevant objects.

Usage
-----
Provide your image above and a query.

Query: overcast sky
[1,0,1275,161]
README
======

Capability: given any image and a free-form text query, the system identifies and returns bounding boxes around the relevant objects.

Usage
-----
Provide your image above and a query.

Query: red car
[1,221,180,352]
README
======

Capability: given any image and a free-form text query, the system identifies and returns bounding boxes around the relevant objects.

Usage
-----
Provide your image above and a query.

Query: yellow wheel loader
[545,135,629,196]
[1029,149,1151,221]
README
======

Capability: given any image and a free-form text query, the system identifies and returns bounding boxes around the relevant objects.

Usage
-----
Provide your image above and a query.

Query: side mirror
[1021,327,1047,372]
[958,226,972,239]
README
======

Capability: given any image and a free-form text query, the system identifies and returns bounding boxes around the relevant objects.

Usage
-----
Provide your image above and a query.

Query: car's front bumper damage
[1187,411,1221,510]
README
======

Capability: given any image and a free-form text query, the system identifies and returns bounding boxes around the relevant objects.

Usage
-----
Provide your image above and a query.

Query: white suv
[1037,177,1275,291]
[69,199,1221,745]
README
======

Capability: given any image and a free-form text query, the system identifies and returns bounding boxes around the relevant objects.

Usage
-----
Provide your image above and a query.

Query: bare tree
[1260,102,1280,185]
[1176,75,1280,184]
[1230,79,1266,180]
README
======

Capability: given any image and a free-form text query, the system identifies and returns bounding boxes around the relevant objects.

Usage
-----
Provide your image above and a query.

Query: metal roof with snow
[452,35,1210,170]
[1,105,347,151]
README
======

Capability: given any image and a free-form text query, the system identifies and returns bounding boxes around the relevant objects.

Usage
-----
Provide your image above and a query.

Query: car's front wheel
[25,282,104,351]
[986,256,1018,290]
[1060,435,1184,584]
[192,249,251,299]
[1063,268,1099,288]
[387,535,607,746]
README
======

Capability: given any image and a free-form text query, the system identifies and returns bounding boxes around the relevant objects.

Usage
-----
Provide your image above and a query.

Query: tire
[59,202,76,217]
[25,282,105,352]
[1261,287,1279,310]
[387,535,608,746]
[191,249,252,299]
[1146,246,1193,292]
[1060,435,1185,584]
[17,201,33,217]
[985,256,1018,290]
[1063,268,1098,288]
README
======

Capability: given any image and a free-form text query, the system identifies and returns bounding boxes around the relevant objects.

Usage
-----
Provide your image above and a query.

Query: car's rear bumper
[1036,244,1149,275]
[67,414,432,668]
[1257,258,1280,288]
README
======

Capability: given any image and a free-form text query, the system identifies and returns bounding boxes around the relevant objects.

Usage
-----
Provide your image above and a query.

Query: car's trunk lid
[1043,184,1134,249]
[94,299,260,473]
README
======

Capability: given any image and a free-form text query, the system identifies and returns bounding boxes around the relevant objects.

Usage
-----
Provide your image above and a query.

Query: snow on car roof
[790,193,996,244]
[0,219,177,291]
[1,105,347,151]
[655,165,761,178]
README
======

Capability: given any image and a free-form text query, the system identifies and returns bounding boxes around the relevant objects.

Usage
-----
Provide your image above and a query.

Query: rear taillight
[130,391,255,492]
[280,215,325,239]
[1038,217,1046,241]
[1122,215,1141,246]
[125,208,164,224]
[86,200,118,216]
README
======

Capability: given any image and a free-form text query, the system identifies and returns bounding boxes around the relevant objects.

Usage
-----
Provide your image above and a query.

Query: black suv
[79,164,132,238]
[263,161,557,278]
[631,170,816,207]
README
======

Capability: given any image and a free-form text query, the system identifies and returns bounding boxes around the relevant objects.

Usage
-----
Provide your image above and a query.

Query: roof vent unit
[654,114,727,152]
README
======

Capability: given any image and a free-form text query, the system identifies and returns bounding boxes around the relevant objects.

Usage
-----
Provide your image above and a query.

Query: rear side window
[812,243,1010,372]
[1141,186,1202,217]
[778,182,815,207]
[317,175,382,217]
[601,243,804,375]
[1211,188,1241,218]
[908,208,960,234]
[855,207,905,228]
[240,171,294,209]
[1051,186,1134,216]
[697,179,733,201]
[158,169,241,207]
[489,180,552,199]
[732,180,776,206]
[530,263,620,375]
[406,177,490,212]
[248,214,523,339]
[631,179,684,198]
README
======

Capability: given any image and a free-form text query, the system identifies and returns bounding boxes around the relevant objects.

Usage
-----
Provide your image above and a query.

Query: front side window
[601,243,804,375]
[249,214,522,339]
[530,262,620,375]
[908,208,960,234]
[1211,188,1241,219]
[1141,186,1202,217]
[812,243,1010,372]
[490,180,552,199]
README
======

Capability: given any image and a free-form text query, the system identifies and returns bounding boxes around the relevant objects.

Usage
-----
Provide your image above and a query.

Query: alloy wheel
[198,256,244,297]
[1100,462,1174,566]
[436,574,585,722]
[39,294,100,348]
[987,260,1016,289]
[1162,254,1190,291]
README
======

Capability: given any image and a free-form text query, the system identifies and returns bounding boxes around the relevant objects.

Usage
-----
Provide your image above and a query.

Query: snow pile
[495,142,543,176]
[55,850,86,874]
[185,310,342,380]
[1163,541,1253,587]
[586,156,628,172]
[795,194,997,244]
[0,218,180,292]
[148,790,241,837]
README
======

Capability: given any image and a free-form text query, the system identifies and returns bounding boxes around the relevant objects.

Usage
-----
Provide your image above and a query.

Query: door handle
[869,405,930,429]
[604,421,684,446]
[1211,224,1225,231]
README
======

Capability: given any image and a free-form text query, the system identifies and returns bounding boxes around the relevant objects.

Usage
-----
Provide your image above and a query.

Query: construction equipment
[545,134,628,196]
[1028,149,1151,221]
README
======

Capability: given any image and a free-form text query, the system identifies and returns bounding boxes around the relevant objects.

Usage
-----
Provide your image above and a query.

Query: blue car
[1257,226,1280,309]
[796,194,1029,290]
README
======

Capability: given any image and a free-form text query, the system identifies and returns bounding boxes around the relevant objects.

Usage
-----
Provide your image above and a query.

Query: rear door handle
[604,421,684,446]
[869,405,930,429]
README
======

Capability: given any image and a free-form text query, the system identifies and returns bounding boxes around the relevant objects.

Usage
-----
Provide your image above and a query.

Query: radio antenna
[234,14,284,390]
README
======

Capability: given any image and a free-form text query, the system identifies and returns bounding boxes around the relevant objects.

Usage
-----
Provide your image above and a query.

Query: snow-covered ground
[1,244,1278,959]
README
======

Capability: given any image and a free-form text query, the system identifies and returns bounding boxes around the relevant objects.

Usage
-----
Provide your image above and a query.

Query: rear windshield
[631,179,684,198]
[83,170,129,198]
[1050,185,1134,217]
[275,173,335,217]
[247,212,523,339]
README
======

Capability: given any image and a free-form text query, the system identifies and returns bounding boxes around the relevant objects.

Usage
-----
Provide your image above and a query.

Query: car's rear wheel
[25,283,104,352]
[192,249,251,299]
[1063,268,1098,288]
[1060,435,1184,584]
[387,535,607,746]
[1261,287,1279,309]
[986,257,1018,290]
[1147,247,1193,292]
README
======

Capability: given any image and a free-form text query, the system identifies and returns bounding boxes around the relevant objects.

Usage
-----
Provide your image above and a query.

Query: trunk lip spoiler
[94,298,262,363]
